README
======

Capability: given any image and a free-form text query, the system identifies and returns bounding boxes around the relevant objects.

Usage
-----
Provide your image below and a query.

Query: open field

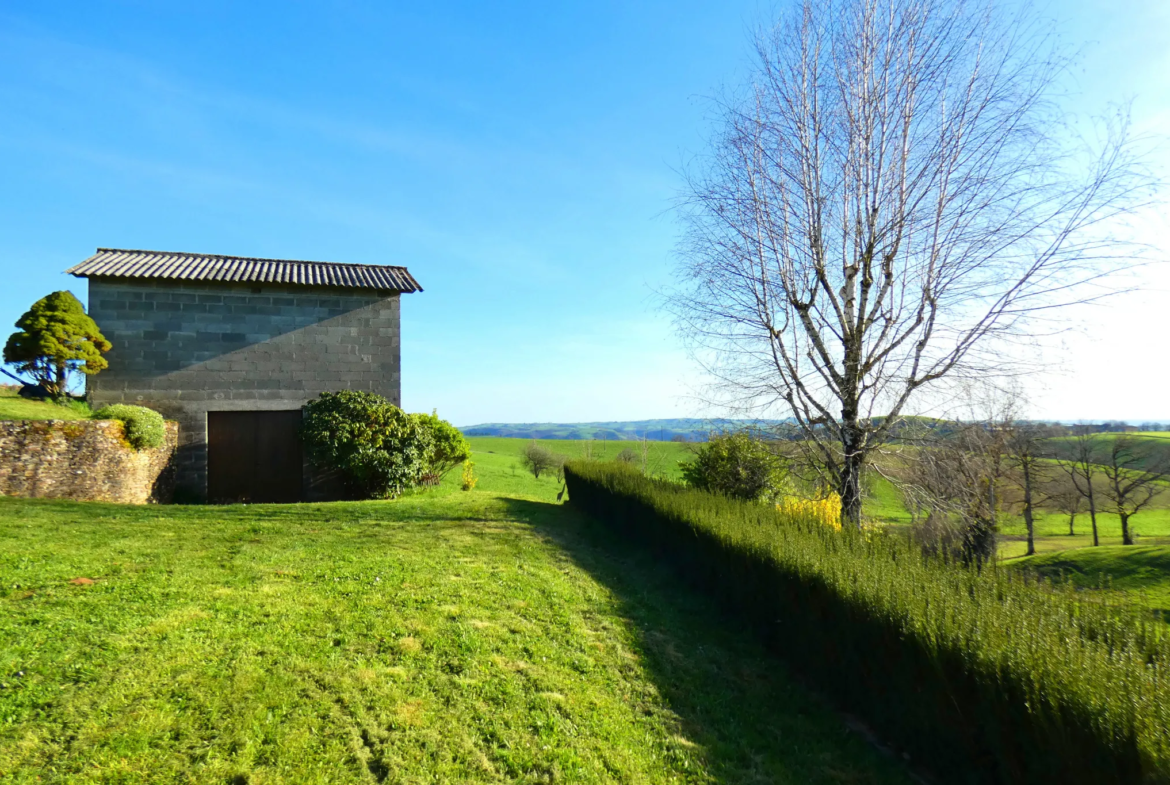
[0,488,910,783]
[861,476,913,528]
[0,387,90,421]
[1005,545,1170,617]
[1049,431,1170,442]
[465,436,693,487]
[1045,433,1170,475]
[997,510,1170,559]
[467,437,1170,559]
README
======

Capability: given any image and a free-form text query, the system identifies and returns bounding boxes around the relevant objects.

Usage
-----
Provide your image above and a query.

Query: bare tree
[1046,472,1083,537]
[670,0,1151,526]
[1058,428,1102,546]
[1100,436,1170,545]
[1004,422,1054,557]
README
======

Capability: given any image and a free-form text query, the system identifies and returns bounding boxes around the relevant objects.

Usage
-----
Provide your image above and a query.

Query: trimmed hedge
[564,461,1170,784]
[91,404,166,450]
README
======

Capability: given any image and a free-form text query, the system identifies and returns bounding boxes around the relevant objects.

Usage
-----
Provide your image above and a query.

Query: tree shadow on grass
[499,497,914,785]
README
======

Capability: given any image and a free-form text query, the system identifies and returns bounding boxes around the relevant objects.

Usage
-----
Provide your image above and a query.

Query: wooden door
[207,411,303,503]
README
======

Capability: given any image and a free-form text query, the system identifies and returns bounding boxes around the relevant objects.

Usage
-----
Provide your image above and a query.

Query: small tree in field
[900,420,1010,565]
[521,442,561,480]
[1046,473,1084,537]
[1100,436,1170,545]
[4,291,110,400]
[1059,428,1104,546]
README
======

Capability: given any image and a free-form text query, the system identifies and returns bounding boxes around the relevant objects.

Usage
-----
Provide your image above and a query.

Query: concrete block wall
[86,278,403,498]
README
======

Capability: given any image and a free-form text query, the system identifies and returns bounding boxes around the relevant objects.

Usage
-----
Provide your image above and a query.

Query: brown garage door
[207,410,303,503]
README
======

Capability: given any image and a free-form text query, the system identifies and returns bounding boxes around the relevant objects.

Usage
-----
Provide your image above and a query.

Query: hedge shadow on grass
[500,497,915,785]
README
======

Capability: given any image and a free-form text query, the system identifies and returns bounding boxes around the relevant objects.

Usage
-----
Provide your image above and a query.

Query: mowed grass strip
[0,493,910,784]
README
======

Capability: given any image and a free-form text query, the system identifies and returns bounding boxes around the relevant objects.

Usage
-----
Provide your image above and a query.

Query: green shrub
[564,460,1170,784]
[679,432,787,502]
[412,410,471,481]
[301,391,431,499]
[91,404,165,450]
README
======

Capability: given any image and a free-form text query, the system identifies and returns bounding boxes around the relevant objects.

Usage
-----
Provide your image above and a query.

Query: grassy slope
[862,475,913,527]
[0,387,90,421]
[0,473,909,782]
[1006,545,1170,617]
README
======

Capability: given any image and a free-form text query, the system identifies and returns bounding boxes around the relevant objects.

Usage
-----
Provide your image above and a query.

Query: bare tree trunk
[1071,431,1100,546]
[988,482,998,533]
[841,450,864,528]
[1089,496,1099,546]
[1068,511,1076,536]
[1121,512,1133,546]
[840,418,865,527]
[1022,460,1036,557]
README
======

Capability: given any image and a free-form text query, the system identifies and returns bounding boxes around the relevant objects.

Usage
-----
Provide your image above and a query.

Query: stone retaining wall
[0,420,178,504]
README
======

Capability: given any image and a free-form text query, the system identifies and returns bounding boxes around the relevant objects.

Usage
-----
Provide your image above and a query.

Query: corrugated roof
[66,248,423,293]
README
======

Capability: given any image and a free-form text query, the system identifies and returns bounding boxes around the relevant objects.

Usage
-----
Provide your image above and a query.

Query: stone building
[67,248,423,503]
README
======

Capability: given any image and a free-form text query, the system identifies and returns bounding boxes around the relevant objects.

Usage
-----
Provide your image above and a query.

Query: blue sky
[1,1,1167,425]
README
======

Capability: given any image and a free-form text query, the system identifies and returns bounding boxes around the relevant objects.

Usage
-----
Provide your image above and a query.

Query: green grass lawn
[0,486,911,782]
[0,387,90,421]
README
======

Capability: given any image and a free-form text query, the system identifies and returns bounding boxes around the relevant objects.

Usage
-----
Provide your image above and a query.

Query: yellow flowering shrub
[776,493,842,530]
[460,460,478,491]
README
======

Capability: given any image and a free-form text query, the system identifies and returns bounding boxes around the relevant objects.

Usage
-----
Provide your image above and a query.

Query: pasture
[1006,545,1170,618]
[0,479,909,782]
[468,436,1170,565]
[997,509,1170,559]
[464,436,693,491]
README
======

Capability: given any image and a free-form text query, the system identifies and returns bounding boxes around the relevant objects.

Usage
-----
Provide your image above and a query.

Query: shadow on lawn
[499,497,911,785]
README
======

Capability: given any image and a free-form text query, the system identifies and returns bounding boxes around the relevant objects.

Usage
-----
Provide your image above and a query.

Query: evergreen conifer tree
[3,291,111,399]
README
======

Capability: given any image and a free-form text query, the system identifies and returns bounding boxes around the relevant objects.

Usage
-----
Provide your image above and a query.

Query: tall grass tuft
[564,461,1170,784]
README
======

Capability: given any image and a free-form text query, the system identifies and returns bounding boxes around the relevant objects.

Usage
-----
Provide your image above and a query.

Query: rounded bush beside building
[91,404,166,450]
[300,391,467,500]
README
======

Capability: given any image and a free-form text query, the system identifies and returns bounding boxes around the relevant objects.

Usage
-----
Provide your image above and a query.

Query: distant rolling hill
[458,418,788,442]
